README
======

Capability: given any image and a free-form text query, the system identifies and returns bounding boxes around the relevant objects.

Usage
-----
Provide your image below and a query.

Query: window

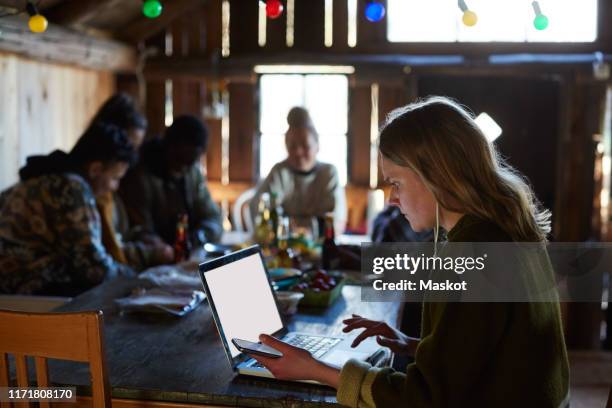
[387,0,597,43]
[259,74,348,185]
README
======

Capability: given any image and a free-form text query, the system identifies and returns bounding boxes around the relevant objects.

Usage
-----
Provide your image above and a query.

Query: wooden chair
[0,310,110,408]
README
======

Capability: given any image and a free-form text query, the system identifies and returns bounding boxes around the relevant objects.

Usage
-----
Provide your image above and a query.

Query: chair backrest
[232,187,256,232]
[0,310,110,408]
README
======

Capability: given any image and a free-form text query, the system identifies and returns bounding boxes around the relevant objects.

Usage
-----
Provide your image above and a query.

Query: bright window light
[254,65,355,74]
[388,0,597,43]
[164,79,173,127]
[258,0,267,47]
[475,112,502,142]
[259,74,348,185]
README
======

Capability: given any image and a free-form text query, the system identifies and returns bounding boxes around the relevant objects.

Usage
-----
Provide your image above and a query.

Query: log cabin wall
[139,0,420,230]
[0,1,608,238]
[0,52,114,191]
[141,0,612,240]
[0,0,612,240]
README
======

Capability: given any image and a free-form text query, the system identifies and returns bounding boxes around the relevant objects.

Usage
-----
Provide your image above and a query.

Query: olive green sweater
[337,215,569,408]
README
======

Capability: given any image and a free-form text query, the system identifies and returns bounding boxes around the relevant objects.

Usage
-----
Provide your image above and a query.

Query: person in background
[246,97,569,407]
[90,93,174,270]
[250,107,347,235]
[120,115,222,249]
[0,123,136,296]
[371,205,433,243]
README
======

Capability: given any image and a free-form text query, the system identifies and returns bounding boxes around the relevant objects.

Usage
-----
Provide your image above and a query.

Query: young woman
[90,93,174,269]
[250,107,347,233]
[0,123,137,296]
[248,97,569,407]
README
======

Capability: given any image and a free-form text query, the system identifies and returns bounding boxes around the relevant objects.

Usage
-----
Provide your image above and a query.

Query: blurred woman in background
[251,107,347,235]
[90,93,174,270]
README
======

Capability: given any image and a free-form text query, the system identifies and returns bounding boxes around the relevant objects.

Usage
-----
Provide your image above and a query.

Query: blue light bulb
[365,2,385,22]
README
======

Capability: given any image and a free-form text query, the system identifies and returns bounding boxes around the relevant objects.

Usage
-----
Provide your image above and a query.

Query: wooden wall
[0,52,114,191]
[136,0,612,239]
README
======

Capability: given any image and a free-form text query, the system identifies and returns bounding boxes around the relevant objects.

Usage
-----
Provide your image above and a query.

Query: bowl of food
[291,269,346,308]
[274,291,305,316]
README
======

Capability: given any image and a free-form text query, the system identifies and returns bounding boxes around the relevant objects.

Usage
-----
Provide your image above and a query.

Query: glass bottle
[254,193,274,252]
[276,216,293,268]
[174,213,191,263]
[269,192,282,247]
[321,213,340,270]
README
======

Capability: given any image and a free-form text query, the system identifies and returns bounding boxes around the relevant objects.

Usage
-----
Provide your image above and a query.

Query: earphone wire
[434,202,439,258]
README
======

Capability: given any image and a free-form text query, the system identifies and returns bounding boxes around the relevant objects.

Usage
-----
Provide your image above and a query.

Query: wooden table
[49,277,401,408]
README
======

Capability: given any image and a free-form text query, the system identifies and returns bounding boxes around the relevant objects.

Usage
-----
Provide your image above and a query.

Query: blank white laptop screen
[205,253,283,357]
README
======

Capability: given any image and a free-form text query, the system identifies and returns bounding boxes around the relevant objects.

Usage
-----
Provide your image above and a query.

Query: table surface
[50,276,401,408]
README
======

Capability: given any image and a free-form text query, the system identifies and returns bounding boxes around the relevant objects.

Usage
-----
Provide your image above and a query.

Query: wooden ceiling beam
[0,14,136,72]
[142,52,610,83]
[44,0,121,26]
[116,0,207,44]
[0,1,21,9]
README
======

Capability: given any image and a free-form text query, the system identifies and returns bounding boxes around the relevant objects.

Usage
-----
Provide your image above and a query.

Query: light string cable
[434,202,440,258]
[0,0,43,19]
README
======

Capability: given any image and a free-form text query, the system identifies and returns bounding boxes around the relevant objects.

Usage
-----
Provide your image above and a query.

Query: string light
[458,0,477,27]
[364,0,385,23]
[265,0,284,19]
[142,0,163,19]
[531,1,549,30]
[26,1,47,33]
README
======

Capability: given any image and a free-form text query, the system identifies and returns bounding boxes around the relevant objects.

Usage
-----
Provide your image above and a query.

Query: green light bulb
[533,14,549,30]
[143,0,162,19]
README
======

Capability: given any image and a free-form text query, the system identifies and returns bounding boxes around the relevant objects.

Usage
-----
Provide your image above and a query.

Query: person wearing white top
[251,107,347,234]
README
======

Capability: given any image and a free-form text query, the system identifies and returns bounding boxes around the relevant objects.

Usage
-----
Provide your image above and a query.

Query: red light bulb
[266,0,283,19]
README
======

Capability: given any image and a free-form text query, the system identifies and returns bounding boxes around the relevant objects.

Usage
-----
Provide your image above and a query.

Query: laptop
[198,245,382,381]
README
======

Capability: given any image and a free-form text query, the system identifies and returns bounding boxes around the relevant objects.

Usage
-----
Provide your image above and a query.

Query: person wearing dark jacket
[0,123,136,296]
[371,205,434,243]
[90,93,174,270]
[119,115,222,248]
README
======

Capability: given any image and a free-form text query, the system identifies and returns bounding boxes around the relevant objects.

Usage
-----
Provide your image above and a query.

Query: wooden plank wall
[140,0,612,240]
[0,52,114,191]
[142,1,226,181]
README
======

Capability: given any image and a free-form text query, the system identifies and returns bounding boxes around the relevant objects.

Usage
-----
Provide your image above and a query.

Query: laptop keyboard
[249,335,341,368]
[287,334,342,358]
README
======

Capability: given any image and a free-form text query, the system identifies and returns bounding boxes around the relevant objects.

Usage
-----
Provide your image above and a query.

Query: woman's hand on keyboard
[342,314,419,356]
[247,334,341,388]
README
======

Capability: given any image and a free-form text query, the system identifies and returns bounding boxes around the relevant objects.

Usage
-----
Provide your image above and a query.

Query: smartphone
[231,338,283,358]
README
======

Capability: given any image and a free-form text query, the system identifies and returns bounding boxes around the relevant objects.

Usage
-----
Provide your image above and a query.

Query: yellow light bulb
[462,10,478,27]
[28,14,48,33]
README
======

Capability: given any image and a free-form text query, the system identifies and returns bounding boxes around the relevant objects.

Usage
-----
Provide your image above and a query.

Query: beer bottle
[321,214,340,270]
[174,213,191,263]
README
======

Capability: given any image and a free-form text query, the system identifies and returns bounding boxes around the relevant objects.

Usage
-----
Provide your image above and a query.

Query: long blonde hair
[379,96,550,242]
